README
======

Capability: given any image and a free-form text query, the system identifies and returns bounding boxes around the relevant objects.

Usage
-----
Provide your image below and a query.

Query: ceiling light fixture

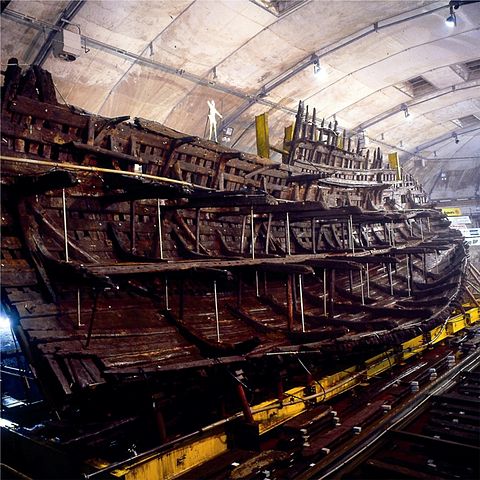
[445,1,478,27]
[401,104,413,121]
[312,54,322,76]
[445,5,457,26]
[452,132,460,144]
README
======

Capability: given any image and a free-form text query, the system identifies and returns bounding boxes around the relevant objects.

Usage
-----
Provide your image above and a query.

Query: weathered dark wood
[10,96,89,128]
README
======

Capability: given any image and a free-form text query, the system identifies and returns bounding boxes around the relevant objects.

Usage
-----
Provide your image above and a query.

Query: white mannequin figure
[207,99,222,142]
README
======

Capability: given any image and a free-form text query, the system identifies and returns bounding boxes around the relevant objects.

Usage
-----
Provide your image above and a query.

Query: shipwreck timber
[0,63,473,476]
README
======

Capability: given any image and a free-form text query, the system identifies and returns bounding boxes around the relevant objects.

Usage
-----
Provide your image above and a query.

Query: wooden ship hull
[0,64,468,461]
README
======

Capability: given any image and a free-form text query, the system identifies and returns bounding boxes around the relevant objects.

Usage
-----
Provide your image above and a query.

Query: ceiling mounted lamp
[401,104,413,121]
[445,1,477,27]
[311,54,324,77]
[452,132,460,144]
[445,4,457,27]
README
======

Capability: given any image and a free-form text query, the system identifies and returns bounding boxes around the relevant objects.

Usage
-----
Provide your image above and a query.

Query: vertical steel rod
[195,208,201,253]
[165,277,170,311]
[62,188,69,262]
[214,280,220,342]
[286,212,291,255]
[388,264,394,295]
[406,255,411,297]
[299,274,305,333]
[157,199,164,259]
[359,269,365,305]
[311,218,316,253]
[255,271,259,297]
[349,216,355,253]
[250,207,255,259]
[240,216,247,254]
[323,268,327,315]
[366,263,370,298]
[266,213,272,255]
[423,253,428,283]
[77,288,84,327]
[286,275,294,331]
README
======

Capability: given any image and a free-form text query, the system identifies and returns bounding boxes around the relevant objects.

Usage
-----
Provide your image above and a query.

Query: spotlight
[401,104,412,120]
[312,54,323,76]
[445,5,457,27]
[452,132,459,144]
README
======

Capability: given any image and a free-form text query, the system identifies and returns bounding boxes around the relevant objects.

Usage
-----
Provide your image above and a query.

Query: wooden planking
[1,262,38,287]
[10,96,89,129]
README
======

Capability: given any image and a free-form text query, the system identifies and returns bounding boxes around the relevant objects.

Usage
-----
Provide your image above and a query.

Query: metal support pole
[366,263,370,298]
[388,264,394,295]
[265,213,272,255]
[214,280,220,342]
[286,274,294,330]
[359,269,365,305]
[427,217,431,232]
[406,255,411,297]
[323,268,327,315]
[299,274,305,332]
[348,216,354,252]
[157,199,164,259]
[311,218,316,253]
[328,269,335,318]
[240,216,246,254]
[286,212,291,255]
[420,219,424,241]
[195,208,201,253]
[255,271,259,297]
[423,253,428,283]
[165,276,170,310]
[250,206,255,259]
[62,188,69,262]
[77,288,84,327]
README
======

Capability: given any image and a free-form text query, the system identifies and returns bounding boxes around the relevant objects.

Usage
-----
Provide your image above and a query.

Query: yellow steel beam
[282,124,294,163]
[255,113,270,159]
[250,306,480,433]
[91,305,479,479]
[109,431,228,480]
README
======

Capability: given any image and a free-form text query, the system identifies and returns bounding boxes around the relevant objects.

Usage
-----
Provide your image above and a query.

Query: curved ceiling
[1,0,479,172]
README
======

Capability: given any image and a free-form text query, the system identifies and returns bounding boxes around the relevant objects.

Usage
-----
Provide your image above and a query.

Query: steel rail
[310,347,480,480]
